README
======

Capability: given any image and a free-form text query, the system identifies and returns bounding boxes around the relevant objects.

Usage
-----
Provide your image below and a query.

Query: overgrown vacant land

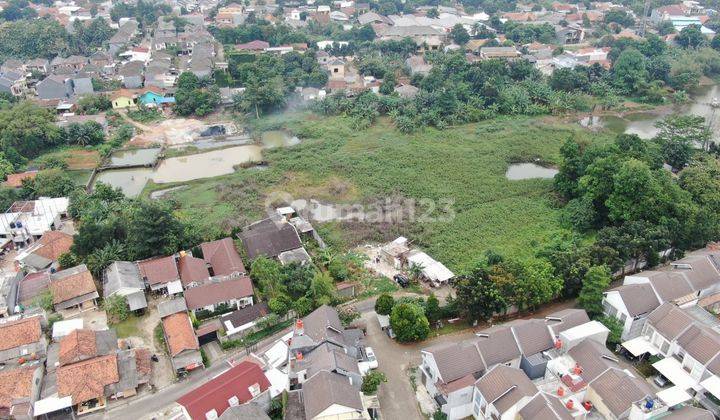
[149,115,614,272]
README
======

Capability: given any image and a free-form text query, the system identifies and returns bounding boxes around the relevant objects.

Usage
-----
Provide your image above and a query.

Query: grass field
[144,114,615,273]
[32,146,101,170]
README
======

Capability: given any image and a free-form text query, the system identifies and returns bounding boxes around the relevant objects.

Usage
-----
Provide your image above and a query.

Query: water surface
[506,163,559,180]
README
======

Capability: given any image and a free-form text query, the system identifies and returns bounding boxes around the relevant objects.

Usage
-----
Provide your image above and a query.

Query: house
[377,25,445,50]
[109,20,139,55]
[288,370,367,420]
[36,75,71,100]
[479,47,520,59]
[218,403,270,420]
[405,55,433,76]
[119,61,144,89]
[0,71,27,97]
[158,298,188,319]
[183,276,254,316]
[220,302,270,338]
[178,254,210,287]
[89,51,113,69]
[557,23,585,44]
[357,11,391,25]
[162,312,203,374]
[49,265,99,312]
[4,171,38,189]
[68,72,93,96]
[138,255,182,294]
[0,315,47,364]
[50,56,88,73]
[110,89,137,109]
[585,368,663,419]
[394,84,419,99]
[471,365,538,419]
[239,215,304,262]
[406,250,454,287]
[39,328,151,416]
[200,237,246,277]
[603,283,661,340]
[176,361,272,419]
[15,231,73,272]
[236,40,271,51]
[16,271,52,308]
[102,262,148,311]
[0,366,44,420]
[25,58,49,74]
[0,198,69,248]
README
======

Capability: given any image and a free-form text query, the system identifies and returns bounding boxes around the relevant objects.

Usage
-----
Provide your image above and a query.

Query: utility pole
[640,0,651,37]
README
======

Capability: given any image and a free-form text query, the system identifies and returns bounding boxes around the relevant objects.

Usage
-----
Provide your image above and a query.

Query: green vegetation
[127,106,164,123]
[390,302,430,343]
[577,266,612,319]
[361,371,387,395]
[154,322,167,354]
[103,294,130,323]
[220,319,293,350]
[374,293,395,315]
[113,315,142,338]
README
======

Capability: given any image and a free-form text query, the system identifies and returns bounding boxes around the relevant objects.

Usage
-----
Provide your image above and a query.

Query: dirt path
[117,109,153,132]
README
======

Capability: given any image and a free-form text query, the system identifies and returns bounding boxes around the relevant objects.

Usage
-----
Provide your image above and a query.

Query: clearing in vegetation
[144,114,615,272]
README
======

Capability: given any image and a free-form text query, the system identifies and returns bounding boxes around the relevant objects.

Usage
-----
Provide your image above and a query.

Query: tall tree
[453,263,507,322]
[390,303,430,342]
[654,115,709,168]
[577,265,612,318]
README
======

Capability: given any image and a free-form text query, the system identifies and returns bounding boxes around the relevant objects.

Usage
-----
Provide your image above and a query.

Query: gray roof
[676,324,720,364]
[518,392,573,420]
[300,305,346,347]
[615,283,661,316]
[158,298,188,318]
[646,303,694,340]
[240,215,303,260]
[672,254,720,291]
[545,309,590,335]
[278,247,311,265]
[106,349,139,396]
[103,261,144,298]
[509,319,554,356]
[125,290,148,311]
[298,343,361,378]
[381,25,443,37]
[643,271,695,302]
[220,303,269,329]
[475,325,521,367]
[474,365,537,415]
[119,60,144,77]
[589,368,653,418]
[302,371,363,419]
[219,403,271,419]
[567,338,619,383]
[424,340,484,384]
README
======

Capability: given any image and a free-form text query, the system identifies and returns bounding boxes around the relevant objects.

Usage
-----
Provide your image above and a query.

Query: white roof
[377,314,390,329]
[33,396,73,416]
[167,279,183,295]
[701,376,720,399]
[621,336,659,357]
[0,197,69,236]
[276,207,295,216]
[653,357,697,389]
[657,386,692,406]
[262,340,289,368]
[52,318,84,340]
[264,367,290,398]
[560,320,609,342]
[408,251,454,283]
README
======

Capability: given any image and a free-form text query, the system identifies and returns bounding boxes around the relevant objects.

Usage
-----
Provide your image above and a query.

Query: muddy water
[505,163,559,180]
[107,148,161,167]
[589,85,720,139]
[152,145,263,183]
[94,168,154,198]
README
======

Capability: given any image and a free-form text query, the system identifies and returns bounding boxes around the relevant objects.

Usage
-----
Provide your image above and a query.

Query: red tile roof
[183,277,254,311]
[32,231,73,262]
[57,354,119,404]
[50,265,97,305]
[138,255,179,285]
[59,329,97,366]
[0,367,36,410]
[0,317,42,352]
[162,313,199,357]
[200,238,245,277]
[176,361,270,419]
[178,255,209,286]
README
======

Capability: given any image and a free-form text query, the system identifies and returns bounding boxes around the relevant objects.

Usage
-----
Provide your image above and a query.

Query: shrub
[374,293,394,315]
[390,303,430,343]
[103,294,130,323]
[361,371,387,395]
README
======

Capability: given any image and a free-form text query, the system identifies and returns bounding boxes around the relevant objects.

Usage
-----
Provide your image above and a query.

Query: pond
[152,145,263,183]
[261,130,301,148]
[589,84,720,140]
[505,163,559,180]
[94,168,154,198]
[107,148,161,168]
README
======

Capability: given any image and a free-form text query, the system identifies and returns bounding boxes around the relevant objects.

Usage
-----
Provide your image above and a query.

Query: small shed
[520,352,548,380]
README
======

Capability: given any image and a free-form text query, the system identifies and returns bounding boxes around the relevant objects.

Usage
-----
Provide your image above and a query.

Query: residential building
[0,315,47,364]
[0,366,44,420]
[176,361,272,419]
[36,75,71,100]
[49,265,99,312]
[119,61,144,89]
[15,230,73,272]
[102,261,148,312]
[220,302,271,338]
[162,312,203,374]
[239,215,305,262]
[183,276,254,316]
[0,70,27,97]
[287,370,368,420]
[138,255,182,294]
[471,365,538,419]
[200,237,246,277]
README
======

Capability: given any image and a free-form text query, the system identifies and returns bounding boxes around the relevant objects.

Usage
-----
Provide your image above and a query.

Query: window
[661,341,670,355]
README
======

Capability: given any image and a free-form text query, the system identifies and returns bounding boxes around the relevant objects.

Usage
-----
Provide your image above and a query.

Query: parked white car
[358,347,378,375]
